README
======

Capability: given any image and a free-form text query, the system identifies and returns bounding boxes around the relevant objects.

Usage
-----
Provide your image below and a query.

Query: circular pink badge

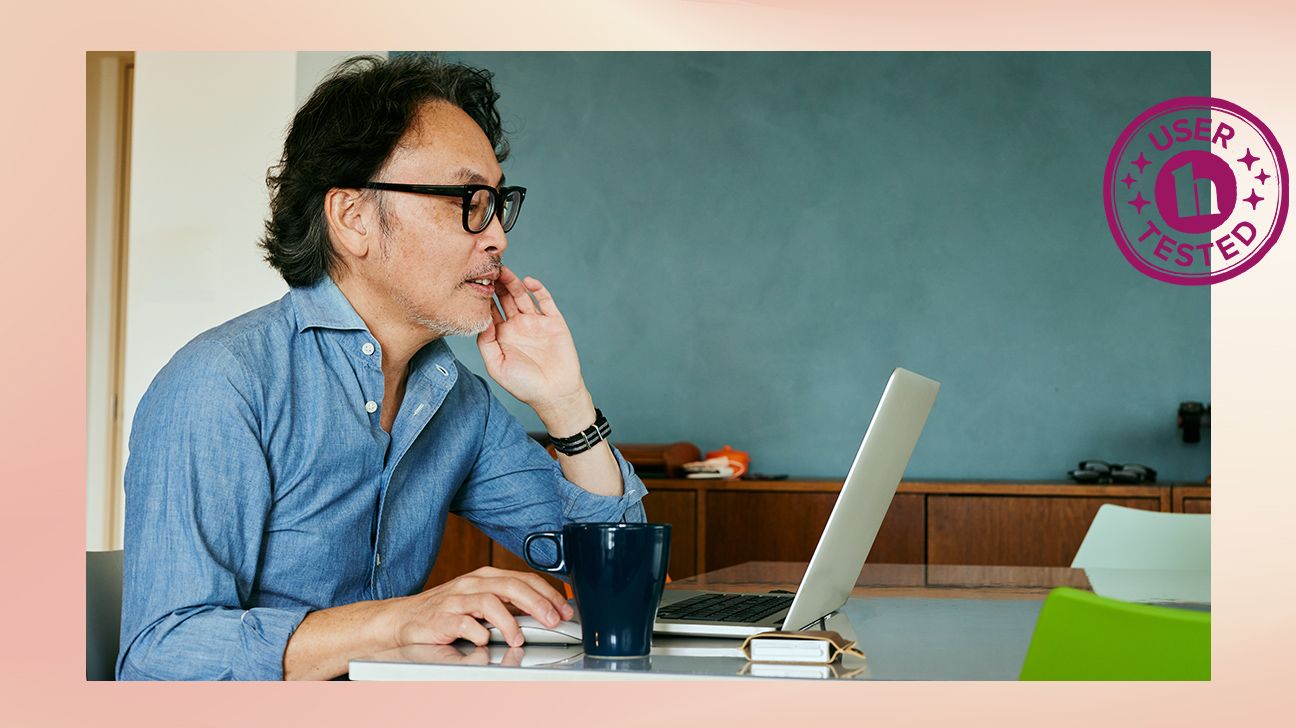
[1104,97,1287,285]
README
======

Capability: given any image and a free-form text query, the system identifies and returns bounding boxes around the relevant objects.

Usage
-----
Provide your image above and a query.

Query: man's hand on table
[383,566,575,649]
[284,565,573,679]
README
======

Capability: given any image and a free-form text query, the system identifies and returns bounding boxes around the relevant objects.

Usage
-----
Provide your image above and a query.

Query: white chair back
[1072,504,1210,570]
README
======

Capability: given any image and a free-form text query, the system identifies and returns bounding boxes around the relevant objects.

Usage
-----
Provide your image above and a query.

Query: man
[117,55,647,681]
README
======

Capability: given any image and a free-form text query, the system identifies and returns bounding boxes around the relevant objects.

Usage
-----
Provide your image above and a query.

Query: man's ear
[324,187,376,260]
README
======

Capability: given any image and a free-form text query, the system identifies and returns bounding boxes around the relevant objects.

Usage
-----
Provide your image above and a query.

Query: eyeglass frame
[360,182,527,234]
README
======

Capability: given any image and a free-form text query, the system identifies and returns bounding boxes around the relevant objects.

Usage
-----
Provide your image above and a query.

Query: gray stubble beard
[397,286,493,338]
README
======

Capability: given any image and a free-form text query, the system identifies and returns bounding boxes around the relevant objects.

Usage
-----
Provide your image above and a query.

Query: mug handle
[523,531,566,574]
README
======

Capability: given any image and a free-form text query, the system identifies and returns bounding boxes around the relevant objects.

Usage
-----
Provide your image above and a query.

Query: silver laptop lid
[780,368,939,631]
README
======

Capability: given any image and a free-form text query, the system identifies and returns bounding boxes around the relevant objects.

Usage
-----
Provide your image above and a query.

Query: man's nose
[477,212,508,255]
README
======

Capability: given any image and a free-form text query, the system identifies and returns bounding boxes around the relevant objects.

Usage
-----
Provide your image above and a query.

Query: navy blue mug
[523,523,671,658]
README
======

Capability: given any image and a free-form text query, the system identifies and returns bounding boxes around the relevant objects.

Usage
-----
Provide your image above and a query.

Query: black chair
[86,550,123,680]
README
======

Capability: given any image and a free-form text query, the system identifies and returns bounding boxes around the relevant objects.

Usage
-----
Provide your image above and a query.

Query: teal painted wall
[433,52,1211,482]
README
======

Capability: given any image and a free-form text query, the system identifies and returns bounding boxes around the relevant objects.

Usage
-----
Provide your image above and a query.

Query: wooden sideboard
[1172,485,1212,514]
[425,479,1210,589]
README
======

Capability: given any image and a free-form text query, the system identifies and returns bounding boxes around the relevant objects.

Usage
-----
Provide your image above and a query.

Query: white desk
[349,562,1209,681]
[350,611,863,681]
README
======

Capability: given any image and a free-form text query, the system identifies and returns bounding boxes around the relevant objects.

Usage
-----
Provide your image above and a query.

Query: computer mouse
[486,615,583,645]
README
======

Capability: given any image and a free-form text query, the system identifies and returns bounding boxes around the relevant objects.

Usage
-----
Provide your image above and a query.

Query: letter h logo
[1172,160,1220,218]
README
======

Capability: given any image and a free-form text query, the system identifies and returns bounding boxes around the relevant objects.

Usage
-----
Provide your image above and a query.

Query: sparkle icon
[1131,152,1152,174]
[1120,173,1136,188]
[1238,149,1261,170]
[1128,192,1150,214]
[1256,169,1271,185]
[1243,190,1264,210]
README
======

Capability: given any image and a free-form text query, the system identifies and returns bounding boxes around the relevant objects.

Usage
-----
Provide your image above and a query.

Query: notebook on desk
[653,367,940,638]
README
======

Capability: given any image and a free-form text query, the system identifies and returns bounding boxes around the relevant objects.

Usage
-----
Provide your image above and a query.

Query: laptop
[653,367,940,637]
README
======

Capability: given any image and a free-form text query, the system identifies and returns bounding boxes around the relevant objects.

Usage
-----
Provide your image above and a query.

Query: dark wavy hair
[260,55,510,287]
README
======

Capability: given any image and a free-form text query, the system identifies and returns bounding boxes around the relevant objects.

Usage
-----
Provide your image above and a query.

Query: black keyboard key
[659,593,794,622]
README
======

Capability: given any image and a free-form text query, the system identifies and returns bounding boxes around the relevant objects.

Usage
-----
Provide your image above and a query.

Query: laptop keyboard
[656,593,794,623]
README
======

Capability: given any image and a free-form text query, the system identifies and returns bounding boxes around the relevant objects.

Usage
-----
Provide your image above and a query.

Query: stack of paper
[681,456,739,479]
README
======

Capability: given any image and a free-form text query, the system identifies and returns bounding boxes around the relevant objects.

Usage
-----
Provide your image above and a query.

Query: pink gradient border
[3,0,1294,725]
[1103,95,1288,285]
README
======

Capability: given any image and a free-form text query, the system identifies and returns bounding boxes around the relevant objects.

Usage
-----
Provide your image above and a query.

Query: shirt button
[362,342,375,356]
[435,364,450,377]
[364,400,378,414]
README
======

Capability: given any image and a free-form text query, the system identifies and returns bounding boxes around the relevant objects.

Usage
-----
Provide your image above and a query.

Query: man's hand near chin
[282,566,574,680]
[475,264,625,497]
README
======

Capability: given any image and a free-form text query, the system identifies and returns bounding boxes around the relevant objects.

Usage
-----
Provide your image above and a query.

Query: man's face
[366,102,508,337]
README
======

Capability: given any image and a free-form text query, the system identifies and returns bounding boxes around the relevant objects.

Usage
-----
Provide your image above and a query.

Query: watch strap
[548,409,611,456]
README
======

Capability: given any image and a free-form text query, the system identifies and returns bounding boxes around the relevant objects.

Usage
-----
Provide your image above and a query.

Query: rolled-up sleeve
[452,380,648,563]
[116,338,307,681]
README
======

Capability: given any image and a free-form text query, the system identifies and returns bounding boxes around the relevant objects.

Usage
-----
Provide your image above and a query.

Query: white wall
[106,52,384,546]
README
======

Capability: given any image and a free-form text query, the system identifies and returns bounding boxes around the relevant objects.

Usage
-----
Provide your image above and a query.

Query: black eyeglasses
[362,182,527,234]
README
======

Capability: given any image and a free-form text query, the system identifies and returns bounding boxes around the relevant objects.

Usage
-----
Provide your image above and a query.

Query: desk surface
[674,561,1210,605]
[349,562,1209,681]
[675,561,1090,599]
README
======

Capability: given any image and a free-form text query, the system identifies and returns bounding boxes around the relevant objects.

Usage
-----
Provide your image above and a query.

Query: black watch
[548,409,611,456]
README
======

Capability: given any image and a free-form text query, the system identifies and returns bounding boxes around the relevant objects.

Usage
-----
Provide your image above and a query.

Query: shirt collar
[290,275,370,333]
[289,275,459,381]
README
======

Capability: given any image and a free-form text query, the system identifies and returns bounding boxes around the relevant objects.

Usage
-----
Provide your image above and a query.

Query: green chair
[1020,587,1209,680]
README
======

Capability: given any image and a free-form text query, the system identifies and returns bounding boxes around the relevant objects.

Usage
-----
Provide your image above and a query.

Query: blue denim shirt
[117,276,647,680]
